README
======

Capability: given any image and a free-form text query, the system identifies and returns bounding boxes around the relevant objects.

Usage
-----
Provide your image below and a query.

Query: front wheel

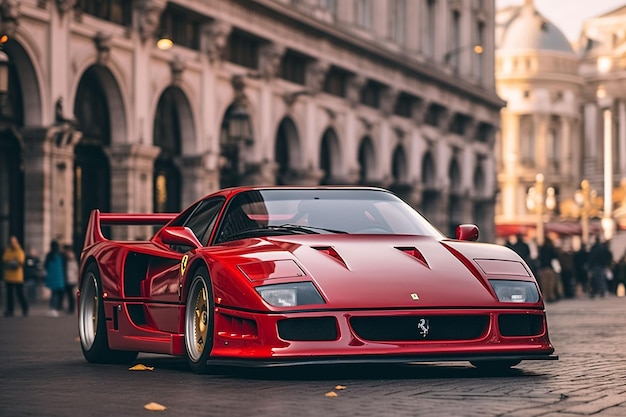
[184,267,214,374]
[78,263,138,364]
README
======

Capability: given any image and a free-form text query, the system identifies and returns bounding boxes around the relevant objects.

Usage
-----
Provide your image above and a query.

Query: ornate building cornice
[134,0,166,43]
[94,32,112,66]
[201,20,232,63]
[258,43,285,80]
[0,0,20,37]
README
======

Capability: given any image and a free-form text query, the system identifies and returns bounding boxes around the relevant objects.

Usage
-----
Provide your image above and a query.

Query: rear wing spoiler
[83,209,178,249]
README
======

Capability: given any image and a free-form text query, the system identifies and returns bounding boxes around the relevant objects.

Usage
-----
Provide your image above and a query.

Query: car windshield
[214,189,445,244]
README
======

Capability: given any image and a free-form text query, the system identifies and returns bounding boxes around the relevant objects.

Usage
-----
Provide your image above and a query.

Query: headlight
[489,280,539,303]
[255,282,325,307]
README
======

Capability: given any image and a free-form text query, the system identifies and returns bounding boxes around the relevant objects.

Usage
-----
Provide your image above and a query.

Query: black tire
[470,359,521,370]
[184,267,215,374]
[78,263,138,364]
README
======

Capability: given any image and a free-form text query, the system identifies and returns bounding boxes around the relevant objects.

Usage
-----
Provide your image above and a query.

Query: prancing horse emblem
[417,318,430,338]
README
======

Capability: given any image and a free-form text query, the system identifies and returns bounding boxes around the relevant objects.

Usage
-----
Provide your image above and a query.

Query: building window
[360,81,382,108]
[547,117,561,173]
[318,0,337,14]
[450,10,461,70]
[76,0,132,26]
[355,0,372,29]
[424,0,437,58]
[449,114,467,136]
[160,6,202,50]
[227,31,260,69]
[389,0,406,44]
[280,51,307,85]
[519,115,535,167]
[394,93,413,118]
[474,21,485,81]
[323,67,348,97]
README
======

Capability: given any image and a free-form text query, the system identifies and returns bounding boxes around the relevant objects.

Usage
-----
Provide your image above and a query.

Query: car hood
[226,234,529,309]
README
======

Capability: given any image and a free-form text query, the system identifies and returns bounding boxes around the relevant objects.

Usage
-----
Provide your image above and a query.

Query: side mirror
[456,224,479,242]
[159,226,202,249]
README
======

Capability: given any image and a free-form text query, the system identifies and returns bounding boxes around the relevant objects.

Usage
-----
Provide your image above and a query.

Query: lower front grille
[277,317,338,341]
[350,315,489,341]
[498,314,544,337]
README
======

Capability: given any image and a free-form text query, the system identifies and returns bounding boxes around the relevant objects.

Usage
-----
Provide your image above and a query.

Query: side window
[184,197,225,246]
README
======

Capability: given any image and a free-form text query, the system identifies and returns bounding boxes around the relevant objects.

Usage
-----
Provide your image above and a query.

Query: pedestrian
[2,236,29,317]
[24,247,44,303]
[62,245,78,314]
[557,241,576,299]
[510,232,535,275]
[587,235,611,298]
[537,235,559,302]
[44,240,65,317]
[572,237,589,296]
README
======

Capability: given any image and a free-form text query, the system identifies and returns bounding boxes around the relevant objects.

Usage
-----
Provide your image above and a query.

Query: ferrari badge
[180,254,189,276]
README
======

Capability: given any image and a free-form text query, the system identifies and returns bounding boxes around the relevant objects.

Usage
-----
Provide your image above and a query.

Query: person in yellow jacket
[3,235,28,317]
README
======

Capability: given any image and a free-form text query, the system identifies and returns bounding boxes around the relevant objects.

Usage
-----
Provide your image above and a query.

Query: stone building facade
[0,0,502,256]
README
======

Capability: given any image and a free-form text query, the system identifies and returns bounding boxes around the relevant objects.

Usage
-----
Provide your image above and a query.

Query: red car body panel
[78,186,556,366]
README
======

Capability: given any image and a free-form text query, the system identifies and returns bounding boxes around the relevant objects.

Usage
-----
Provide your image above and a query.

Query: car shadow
[132,355,548,380]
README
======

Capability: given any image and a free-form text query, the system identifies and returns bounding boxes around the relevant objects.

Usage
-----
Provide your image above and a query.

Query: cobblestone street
[0,295,625,417]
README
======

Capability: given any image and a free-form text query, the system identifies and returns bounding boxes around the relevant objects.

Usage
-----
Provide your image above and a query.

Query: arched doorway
[358,136,376,185]
[153,87,182,213]
[390,144,410,201]
[73,66,111,250]
[220,104,252,188]
[0,44,25,249]
[319,128,340,185]
[448,158,463,237]
[275,117,301,185]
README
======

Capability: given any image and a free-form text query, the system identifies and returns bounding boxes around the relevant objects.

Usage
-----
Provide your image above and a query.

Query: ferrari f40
[77,187,557,373]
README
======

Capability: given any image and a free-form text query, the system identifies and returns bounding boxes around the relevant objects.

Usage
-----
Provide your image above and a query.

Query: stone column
[618,100,626,178]
[533,114,549,173]
[22,126,80,256]
[583,102,598,178]
[177,154,218,207]
[105,144,160,240]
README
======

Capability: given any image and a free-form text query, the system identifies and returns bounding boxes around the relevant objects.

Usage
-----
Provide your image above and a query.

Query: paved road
[1,296,625,417]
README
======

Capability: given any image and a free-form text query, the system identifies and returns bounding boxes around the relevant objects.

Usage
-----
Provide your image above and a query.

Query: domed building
[495,0,583,243]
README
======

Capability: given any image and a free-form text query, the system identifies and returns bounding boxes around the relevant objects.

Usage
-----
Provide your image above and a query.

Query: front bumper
[209,306,556,363]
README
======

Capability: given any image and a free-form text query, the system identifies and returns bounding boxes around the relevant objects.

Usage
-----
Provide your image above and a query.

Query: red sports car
[78,186,556,373]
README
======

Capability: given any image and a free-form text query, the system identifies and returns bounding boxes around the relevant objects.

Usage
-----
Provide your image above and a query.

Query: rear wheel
[78,263,138,364]
[470,359,521,370]
[184,267,214,374]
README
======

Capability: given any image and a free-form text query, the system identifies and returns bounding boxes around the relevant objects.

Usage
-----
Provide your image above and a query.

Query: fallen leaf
[335,385,346,390]
[325,391,338,397]
[129,364,154,371]
[144,402,167,411]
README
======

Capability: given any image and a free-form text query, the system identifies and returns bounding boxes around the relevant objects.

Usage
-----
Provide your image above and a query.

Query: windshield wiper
[224,224,347,241]
[277,224,348,234]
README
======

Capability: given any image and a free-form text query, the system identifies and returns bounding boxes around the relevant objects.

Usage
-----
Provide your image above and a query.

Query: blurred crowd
[505,230,623,302]
[1,236,79,317]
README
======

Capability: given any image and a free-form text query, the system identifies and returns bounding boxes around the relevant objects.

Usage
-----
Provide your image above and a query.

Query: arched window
[153,87,182,213]
[73,67,111,248]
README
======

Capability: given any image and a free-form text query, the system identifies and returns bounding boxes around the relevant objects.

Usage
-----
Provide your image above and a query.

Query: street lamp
[526,173,556,246]
[227,104,252,146]
[0,49,9,102]
[444,44,483,65]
